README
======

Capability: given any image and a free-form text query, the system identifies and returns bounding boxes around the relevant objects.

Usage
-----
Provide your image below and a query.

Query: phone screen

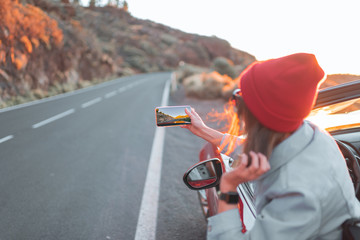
[155,105,191,127]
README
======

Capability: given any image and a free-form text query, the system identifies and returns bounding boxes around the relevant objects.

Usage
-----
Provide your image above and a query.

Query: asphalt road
[0,72,207,240]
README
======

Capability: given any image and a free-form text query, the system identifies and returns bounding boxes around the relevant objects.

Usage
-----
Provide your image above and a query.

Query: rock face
[156,111,175,125]
[0,0,256,107]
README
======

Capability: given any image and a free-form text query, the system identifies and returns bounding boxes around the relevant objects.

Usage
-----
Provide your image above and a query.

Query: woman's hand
[181,108,208,136]
[181,108,224,146]
[220,151,270,192]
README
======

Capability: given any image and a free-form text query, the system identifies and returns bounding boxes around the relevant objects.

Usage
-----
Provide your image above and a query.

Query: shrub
[183,71,233,100]
[139,40,157,56]
[161,33,177,46]
[119,45,146,57]
[175,63,208,83]
[211,57,238,79]
[0,0,63,70]
[126,55,157,72]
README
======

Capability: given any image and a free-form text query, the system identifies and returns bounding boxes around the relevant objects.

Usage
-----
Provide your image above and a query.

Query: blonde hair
[235,96,289,160]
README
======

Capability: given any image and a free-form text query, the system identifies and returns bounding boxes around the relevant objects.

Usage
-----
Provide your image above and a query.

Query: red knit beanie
[239,53,326,132]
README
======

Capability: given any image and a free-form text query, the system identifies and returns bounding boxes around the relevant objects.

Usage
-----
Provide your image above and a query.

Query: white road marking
[118,87,127,93]
[134,79,170,240]
[0,135,14,144]
[118,79,148,94]
[105,91,117,99]
[82,79,150,108]
[81,97,102,108]
[32,109,75,129]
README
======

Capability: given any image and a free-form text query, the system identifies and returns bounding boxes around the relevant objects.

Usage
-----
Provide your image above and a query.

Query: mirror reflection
[187,161,217,188]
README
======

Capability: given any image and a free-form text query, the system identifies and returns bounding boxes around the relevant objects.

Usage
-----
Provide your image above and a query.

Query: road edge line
[134,79,170,240]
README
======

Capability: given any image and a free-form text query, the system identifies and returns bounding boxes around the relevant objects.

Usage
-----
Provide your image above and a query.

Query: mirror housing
[183,158,223,190]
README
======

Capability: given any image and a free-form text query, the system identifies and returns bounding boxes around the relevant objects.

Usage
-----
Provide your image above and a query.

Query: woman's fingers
[233,152,270,180]
[186,107,198,122]
[182,107,205,135]
[185,108,191,117]
[239,154,248,168]
[258,153,270,172]
[191,108,201,118]
[220,152,270,191]
[232,153,247,169]
[247,152,270,175]
[249,151,259,170]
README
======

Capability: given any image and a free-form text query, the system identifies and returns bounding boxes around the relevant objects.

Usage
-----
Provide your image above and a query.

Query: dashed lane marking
[0,135,14,144]
[81,97,102,108]
[32,109,75,129]
[105,91,117,99]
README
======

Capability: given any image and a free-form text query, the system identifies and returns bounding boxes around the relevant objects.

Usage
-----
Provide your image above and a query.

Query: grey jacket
[207,121,360,240]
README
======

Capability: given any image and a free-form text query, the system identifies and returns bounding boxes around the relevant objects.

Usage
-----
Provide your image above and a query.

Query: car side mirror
[183,158,223,190]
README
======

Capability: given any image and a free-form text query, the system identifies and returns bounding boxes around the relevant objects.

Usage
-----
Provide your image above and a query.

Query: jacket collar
[257,120,315,180]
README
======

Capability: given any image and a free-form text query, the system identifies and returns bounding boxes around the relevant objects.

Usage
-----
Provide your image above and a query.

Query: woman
[183,53,360,239]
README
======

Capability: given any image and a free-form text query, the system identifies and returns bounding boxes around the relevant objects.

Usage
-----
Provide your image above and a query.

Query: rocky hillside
[0,0,256,108]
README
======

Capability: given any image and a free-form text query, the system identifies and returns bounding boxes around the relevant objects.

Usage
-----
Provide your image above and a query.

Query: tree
[123,0,128,11]
[89,0,97,8]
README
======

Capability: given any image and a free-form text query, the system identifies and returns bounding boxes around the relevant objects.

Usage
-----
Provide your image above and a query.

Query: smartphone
[155,105,191,127]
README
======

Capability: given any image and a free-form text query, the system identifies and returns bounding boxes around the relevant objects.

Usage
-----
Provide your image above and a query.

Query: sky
[157,106,190,118]
[83,0,360,75]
